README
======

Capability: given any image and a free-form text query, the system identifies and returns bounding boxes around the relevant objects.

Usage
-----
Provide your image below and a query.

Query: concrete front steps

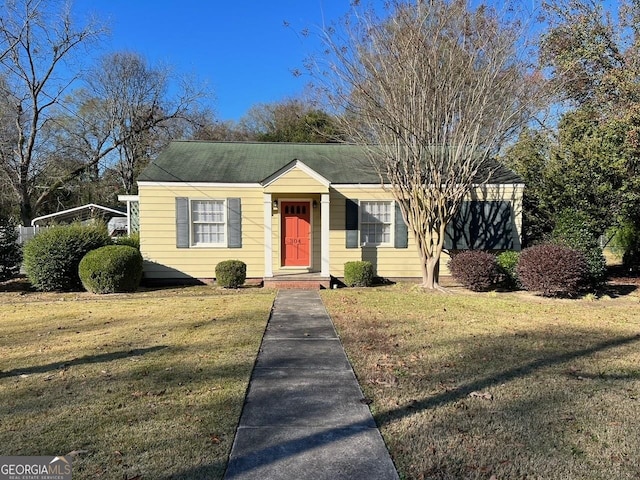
[263,273,331,290]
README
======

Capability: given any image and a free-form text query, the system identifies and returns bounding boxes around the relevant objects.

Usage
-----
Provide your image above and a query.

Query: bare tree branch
[315,0,544,288]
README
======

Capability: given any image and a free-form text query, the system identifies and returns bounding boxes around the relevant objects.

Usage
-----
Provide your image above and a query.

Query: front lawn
[322,284,640,480]
[0,285,275,480]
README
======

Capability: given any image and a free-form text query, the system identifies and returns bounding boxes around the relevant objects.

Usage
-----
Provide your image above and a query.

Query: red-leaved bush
[516,243,589,297]
[448,250,498,291]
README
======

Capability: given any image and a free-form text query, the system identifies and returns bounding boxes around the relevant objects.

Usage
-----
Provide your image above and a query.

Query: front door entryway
[281,201,311,267]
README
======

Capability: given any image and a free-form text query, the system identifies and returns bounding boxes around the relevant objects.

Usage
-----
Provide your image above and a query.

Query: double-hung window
[360,201,393,246]
[191,200,225,246]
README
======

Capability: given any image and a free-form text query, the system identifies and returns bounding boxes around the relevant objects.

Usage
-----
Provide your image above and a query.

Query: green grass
[321,284,640,480]
[0,285,275,480]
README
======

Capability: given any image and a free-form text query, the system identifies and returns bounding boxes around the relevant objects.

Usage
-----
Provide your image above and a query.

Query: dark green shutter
[227,198,242,248]
[176,197,190,248]
[345,198,359,248]
[394,202,408,248]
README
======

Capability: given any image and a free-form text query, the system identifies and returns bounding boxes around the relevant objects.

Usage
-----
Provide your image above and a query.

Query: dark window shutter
[176,197,190,248]
[227,198,242,248]
[394,202,408,248]
[345,198,359,248]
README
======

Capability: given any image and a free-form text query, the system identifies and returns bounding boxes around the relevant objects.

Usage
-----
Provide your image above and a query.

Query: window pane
[361,201,392,245]
[192,200,225,244]
[193,200,224,223]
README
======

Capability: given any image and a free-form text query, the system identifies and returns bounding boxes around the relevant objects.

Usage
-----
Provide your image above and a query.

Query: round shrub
[114,233,140,250]
[448,250,498,292]
[23,223,112,291]
[496,250,520,290]
[344,261,374,287]
[79,245,143,294]
[215,260,246,288]
[0,213,22,282]
[516,243,589,297]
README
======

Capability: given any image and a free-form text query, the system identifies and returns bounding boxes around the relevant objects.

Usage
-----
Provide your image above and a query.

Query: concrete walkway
[224,290,399,480]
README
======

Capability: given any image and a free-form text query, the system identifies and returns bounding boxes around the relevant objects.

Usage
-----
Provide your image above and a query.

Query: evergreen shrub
[114,233,140,250]
[79,245,143,294]
[23,223,112,291]
[552,210,606,287]
[343,261,374,287]
[448,250,498,291]
[0,214,22,282]
[215,260,246,288]
[496,250,520,289]
[517,243,589,297]
[609,220,640,270]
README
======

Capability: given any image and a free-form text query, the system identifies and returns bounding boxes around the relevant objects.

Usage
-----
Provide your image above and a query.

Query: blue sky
[77,1,356,121]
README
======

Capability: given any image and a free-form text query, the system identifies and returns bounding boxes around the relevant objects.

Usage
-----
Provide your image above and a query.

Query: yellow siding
[264,167,329,194]
[329,187,424,278]
[139,185,265,279]
[328,185,523,278]
[139,181,523,281]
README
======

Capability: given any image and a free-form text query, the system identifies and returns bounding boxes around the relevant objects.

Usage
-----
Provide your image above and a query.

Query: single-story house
[131,141,523,287]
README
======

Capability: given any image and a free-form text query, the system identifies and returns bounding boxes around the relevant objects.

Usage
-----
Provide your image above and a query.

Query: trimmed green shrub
[496,250,520,289]
[344,261,374,287]
[552,210,606,287]
[516,243,589,297]
[0,214,22,282]
[114,233,140,250]
[79,245,143,294]
[448,250,498,292]
[23,223,112,291]
[215,260,246,288]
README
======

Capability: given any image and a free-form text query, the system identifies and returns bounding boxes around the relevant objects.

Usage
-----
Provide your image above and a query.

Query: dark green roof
[139,141,523,184]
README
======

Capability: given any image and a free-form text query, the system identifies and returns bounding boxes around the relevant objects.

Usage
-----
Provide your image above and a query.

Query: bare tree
[0,0,104,224]
[49,52,207,198]
[316,0,543,289]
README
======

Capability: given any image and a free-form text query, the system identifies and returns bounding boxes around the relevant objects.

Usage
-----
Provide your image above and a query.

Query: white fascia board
[471,183,525,188]
[137,181,262,188]
[118,195,140,202]
[336,182,523,189]
[333,183,391,189]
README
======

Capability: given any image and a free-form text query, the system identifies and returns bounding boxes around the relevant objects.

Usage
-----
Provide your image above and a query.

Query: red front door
[281,201,311,267]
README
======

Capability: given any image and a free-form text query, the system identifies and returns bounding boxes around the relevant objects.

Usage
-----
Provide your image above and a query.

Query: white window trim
[359,200,395,247]
[190,199,227,247]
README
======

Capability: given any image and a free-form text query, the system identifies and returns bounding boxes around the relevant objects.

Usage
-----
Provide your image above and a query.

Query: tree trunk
[418,246,441,289]
[423,256,441,289]
[19,186,32,226]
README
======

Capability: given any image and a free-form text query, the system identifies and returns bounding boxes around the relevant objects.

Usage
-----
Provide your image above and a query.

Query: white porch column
[263,193,273,278]
[321,193,330,277]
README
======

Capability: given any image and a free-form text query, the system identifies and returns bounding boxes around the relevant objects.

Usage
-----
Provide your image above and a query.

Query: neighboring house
[132,141,523,286]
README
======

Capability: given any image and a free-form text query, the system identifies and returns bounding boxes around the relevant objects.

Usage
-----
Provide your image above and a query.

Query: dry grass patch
[0,285,275,480]
[321,284,640,480]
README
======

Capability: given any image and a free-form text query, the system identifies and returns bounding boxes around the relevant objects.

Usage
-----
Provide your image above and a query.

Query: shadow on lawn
[0,345,167,379]
[374,333,640,427]
[216,332,640,479]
